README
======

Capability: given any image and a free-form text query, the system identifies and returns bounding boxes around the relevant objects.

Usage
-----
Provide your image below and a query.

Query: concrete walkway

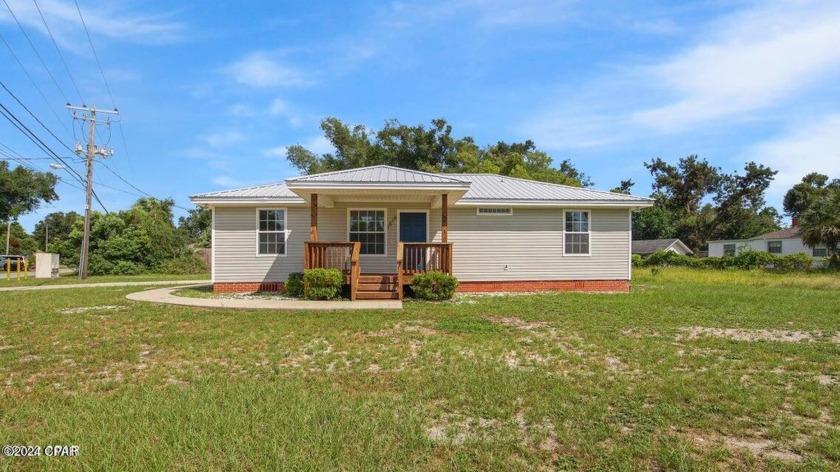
[0,280,209,292]
[125,284,403,310]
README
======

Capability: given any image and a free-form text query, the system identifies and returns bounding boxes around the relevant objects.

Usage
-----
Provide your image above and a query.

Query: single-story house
[707,223,829,258]
[632,238,693,256]
[189,165,654,299]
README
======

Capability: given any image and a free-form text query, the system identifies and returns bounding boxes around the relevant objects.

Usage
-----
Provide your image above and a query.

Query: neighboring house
[632,239,693,256]
[707,224,829,258]
[190,165,654,299]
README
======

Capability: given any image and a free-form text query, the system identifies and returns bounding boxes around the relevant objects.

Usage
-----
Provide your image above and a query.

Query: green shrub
[285,272,304,297]
[411,271,459,301]
[631,254,643,268]
[774,253,813,272]
[303,268,344,300]
[157,255,210,274]
[732,249,777,270]
[111,260,143,275]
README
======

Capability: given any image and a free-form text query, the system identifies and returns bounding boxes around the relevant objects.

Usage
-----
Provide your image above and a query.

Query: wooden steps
[355,274,400,300]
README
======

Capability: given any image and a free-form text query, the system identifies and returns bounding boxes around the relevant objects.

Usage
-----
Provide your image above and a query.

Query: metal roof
[453,174,652,202]
[190,183,302,200]
[190,166,654,205]
[632,238,693,255]
[286,165,466,185]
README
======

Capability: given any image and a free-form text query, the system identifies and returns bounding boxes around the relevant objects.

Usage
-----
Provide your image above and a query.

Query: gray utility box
[35,253,60,278]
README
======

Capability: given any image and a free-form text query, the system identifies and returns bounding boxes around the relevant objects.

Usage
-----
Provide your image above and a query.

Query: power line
[99,160,194,211]
[32,0,85,104]
[0,100,86,186]
[0,80,77,156]
[73,0,115,109]
[1,0,70,103]
[0,31,72,136]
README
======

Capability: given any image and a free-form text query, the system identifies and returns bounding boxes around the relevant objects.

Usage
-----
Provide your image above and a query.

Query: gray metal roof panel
[450,174,652,202]
[286,165,467,184]
[190,183,300,199]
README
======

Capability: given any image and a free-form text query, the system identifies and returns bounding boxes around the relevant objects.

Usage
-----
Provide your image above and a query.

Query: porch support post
[441,193,448,243]
[310,193,318,241]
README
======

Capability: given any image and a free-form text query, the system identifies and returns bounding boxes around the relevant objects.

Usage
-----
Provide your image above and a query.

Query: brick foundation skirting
[455,280,630,293]
[213,282,285,293]
[213,280,628,294]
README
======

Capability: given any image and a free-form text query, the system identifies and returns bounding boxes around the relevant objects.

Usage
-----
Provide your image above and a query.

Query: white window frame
[476,207,513,216]
[813,247,828,258]
[347,208,387,257]
[563,210,591,256]
[767,240,783,255]
[723,244,736,257]
[255,208,288,257]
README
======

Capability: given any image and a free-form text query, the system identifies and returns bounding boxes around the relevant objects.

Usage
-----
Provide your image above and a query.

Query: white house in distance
[707,220,829,258]
[190,165,654,299]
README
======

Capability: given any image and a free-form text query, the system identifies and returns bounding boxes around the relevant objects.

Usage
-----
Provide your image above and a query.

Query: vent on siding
[477,208,512,216]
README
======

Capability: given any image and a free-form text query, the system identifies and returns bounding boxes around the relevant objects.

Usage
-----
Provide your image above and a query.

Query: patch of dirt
[605,355,627,372]
[816,375,837,386]
[60,305,127,315]
[679,327,818,343]
[424,414,501,445]
[492,317,551,331]
[725,437,803,463]
[366,322,438,337]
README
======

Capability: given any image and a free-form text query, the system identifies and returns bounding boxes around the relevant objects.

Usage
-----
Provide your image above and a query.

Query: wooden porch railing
[304,241,361,300]
[400,242,453,277]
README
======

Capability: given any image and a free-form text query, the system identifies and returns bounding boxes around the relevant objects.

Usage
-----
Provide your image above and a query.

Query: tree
[178,208,211,248]
[0,221,37,256]
[286,117,592,187]
[611,179,634,195]
[63,198,188,274]
[639,155,780,250]
[33,211,80,253]
[783,173,840,217]
[0,161,58,228]
[800,187,840,260]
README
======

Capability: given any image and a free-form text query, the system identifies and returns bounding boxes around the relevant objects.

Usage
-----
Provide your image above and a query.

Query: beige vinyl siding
[444,207,630,281]
[213,204,630,283]
[213,203,441,282]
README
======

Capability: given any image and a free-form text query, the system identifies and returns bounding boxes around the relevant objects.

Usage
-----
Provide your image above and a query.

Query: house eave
[454,199,655,209]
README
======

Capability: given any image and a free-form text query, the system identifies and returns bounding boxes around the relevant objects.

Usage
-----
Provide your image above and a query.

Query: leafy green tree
[286,117,592,187]
[783,173,840,217]
[640,156,780,250]
[1,161,58,248]
[611,179,634,195]
[798,182,840,260]
[178,208,211,248]
[0,221,37,256]
[32,211,80,253]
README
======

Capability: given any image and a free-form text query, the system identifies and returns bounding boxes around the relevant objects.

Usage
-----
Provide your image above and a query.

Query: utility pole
[66,104,118,279]
[4,219,9,254]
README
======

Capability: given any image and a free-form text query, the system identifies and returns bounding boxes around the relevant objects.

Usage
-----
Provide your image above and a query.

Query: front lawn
[0,273,210,288]
[0,268,838,470]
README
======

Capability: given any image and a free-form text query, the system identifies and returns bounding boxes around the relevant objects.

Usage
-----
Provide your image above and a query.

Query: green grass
[0,272,209,287]
[0,268,838,470]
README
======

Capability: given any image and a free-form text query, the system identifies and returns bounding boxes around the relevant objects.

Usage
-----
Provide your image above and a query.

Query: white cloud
[268,99,301,126]
[262,146,287,158]
[226,52,311,88]
[202,131,245,149]
[390,0,575,28]
[749,114,840,199]
[212,176,244,188]
[0,0,184,47]
[635,1,840,130]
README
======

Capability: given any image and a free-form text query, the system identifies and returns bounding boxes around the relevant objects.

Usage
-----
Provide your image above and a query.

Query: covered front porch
[302,193,454,300]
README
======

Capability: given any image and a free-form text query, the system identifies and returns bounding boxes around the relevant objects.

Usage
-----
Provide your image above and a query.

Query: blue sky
[2,0,840,231]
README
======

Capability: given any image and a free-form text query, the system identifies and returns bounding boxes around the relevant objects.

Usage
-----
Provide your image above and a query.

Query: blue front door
[400,212,427,271]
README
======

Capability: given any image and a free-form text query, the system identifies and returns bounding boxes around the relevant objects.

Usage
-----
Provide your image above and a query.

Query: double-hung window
[564,210,590,255]
[768,240,782,254]
[723,244,736,257]
[813,247,828,257]
[257,209,286,255]
[349,210,385,255]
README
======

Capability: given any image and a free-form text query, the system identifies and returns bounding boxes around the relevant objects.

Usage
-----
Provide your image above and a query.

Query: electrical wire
[0,80,77,156]
[0,31,72,136]
[73,0,115,109]
[32,0,85,104]
[1,0,70,103]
